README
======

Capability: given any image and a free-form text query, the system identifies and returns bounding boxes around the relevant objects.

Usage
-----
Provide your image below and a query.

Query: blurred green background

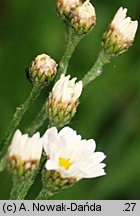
[0,0,140,199]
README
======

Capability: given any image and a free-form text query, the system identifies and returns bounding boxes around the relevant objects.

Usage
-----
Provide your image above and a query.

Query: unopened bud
[41,169,75,197]
[102,7,138,56]
[27,54,58,85]
[46,74,83,128]
[57,0,81,19]
[71,0,96,34]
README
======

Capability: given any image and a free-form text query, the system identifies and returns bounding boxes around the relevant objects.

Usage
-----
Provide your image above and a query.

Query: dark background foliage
[0,0,140,199]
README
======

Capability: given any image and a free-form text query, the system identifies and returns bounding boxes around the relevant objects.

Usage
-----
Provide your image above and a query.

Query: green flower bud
[71,0,96,35]
[41,170,75,196]
[57,0,81,20]
[27,54,58,85]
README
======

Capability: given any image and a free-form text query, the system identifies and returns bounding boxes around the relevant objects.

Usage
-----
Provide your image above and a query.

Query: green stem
[0,156,7,172]
[55,27,82,81]
[10,178,26,200]
[82,50,111,87]
[25,104,48,135]
[10,173,37,200]
[0,84,43,161]
[15,175,37,200]
[36,188,53,200]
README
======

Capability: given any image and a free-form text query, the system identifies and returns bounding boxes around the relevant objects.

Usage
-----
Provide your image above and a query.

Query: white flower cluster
[7,2,138,197]
[8,127,106,181]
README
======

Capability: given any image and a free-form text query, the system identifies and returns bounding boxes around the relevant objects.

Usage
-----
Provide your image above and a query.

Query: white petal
[59,126,77,138]
[8,129,43,163]
[52,74,82,104]
[45,159,59,170]
[42,127,59,156]
[111,7,138,41]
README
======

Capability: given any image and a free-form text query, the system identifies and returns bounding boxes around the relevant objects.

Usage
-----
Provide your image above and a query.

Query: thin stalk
[55,27,82,81]
[0,84,43,161]
[10,174,37,200]
[36,188,53,200]
[0,156,7,172]
[10,178,26,200]
[15,174,37,200]
[82,50,111,87]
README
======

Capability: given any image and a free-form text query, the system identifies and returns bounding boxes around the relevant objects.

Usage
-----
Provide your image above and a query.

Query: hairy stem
[36,188,53,200]
[82,50,111,86]
[10,173,37,200]
[0,156,7,172]
[10,178,26,200]
[55,27,82,81]
[0,84,43,161]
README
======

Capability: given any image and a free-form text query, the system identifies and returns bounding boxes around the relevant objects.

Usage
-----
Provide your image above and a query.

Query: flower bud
[8,130,43,178]
[46,74,83,128]
[41,170,75,196]
[57,0,81,19]
[71,0,96,34]
[28,54,58,85]
[102,7,138,56]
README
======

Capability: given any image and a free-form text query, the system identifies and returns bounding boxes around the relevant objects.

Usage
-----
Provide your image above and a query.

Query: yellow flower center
[59,158,72,170]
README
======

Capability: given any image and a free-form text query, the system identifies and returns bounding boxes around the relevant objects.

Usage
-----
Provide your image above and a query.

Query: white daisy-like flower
[102,7,138,55]
[8,130,43,171]
[47,74,83,127]
[29,53,57,84]
[43,127,106,181]
[71,0,96,34]
[111,7,138,42]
